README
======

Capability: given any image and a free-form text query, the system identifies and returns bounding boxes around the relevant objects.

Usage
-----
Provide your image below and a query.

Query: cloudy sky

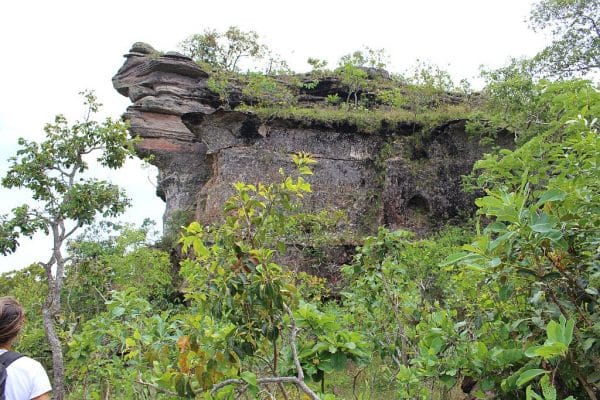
[0,0,547,272]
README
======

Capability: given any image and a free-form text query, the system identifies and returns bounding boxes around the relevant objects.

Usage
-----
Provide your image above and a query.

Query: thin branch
[63,223,81,241]
[135,380,178,396]
[92,286,108,303]
[379,271,410,364]
[79,145,104,156]
[67,164,79,188]
[42,255,56,277]
[283,303,304,382]
[50,165,71,178]
[352,368,364,400]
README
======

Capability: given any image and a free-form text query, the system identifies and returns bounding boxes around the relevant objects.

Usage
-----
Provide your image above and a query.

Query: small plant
[376,88,405,108]
[325,93,341,105]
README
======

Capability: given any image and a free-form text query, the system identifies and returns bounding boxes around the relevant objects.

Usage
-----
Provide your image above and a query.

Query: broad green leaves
[525,315,574,359]
[515,316,576,399]
[517,369,547,388]
[294,302,369,382]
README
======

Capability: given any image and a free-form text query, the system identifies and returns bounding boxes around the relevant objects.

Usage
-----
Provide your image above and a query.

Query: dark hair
[0,297,25,345]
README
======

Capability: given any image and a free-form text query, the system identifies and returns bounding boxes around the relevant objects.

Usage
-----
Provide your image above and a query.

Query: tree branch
[283,303,304,381]
[135,380,178,396]
[283,303,320,399]
[211,377,316,397]
[63,223,81,241]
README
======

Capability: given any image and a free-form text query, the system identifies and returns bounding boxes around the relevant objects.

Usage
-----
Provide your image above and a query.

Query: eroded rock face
[113,43,504,240]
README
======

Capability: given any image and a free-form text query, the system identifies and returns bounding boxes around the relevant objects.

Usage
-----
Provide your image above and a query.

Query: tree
[179,26,266,72]
[0,91,136,400]
[529,0,600,76]
[337,51,369,107]
[450,91,600,399]
[335,48,389,107]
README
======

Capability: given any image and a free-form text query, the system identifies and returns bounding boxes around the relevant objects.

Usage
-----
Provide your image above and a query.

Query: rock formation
[113,43,509,245]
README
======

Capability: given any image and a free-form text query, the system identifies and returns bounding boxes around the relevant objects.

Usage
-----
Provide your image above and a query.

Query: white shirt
[0,349,51,400]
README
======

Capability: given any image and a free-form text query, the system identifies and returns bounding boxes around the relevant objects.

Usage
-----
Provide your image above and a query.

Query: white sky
[0,0,547,272]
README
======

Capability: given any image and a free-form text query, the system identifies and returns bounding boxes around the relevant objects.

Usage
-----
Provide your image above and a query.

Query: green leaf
[546,320,561,343]
[344,342,356,350]
[532,343,568,358]
[499,284,513,301]
[476,342,489,359]
[535,189,566,207]
[487,221,507,232]
[517,369,547,387]
[439,374,457,389]
[563,318,574,347]
[526,385,544,400]
[487,257,502,268]
[530,222,555,233]
[585,287,599,296]
[331,351,348,370]
[298,166,313,175]
[440,251,469,266]
[175,375,186,396]
[240,371,257,386]
[541,272,561,281]
[583,338,596,351]
[192,240,210,258]
[517,267,540,278]
[489,232,514,251]
[540,229,563,242]
[319,359,335,373]
[111,306,125,318]
[540,374,556,400]
[529,212,556,233]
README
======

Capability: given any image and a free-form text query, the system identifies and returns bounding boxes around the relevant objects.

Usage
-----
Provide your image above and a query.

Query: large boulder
[112,42,508,247]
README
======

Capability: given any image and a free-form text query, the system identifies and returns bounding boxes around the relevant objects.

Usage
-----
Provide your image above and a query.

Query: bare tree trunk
[42,224,66,400]
[42,291,65,400]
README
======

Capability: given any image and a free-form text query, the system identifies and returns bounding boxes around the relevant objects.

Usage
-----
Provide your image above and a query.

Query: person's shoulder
[7,354,52,398]
[9,355,46,372]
